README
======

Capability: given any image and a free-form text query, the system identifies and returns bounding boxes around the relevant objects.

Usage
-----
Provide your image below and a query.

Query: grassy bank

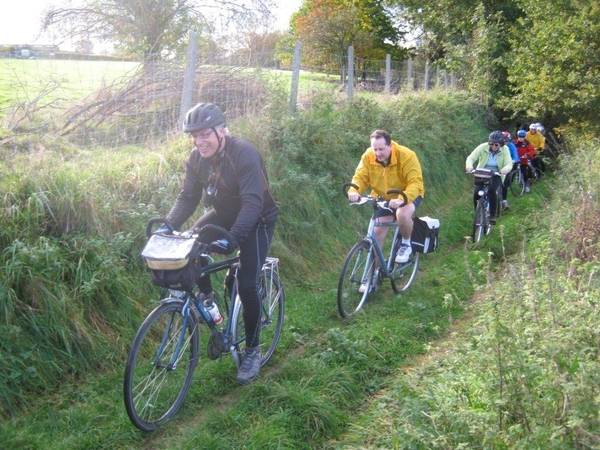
[3,91,596,448]
[328,137,600,448]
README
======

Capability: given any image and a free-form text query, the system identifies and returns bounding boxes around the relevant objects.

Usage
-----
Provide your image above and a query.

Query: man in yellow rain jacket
[526,123,546,174]
[347,129,425,265]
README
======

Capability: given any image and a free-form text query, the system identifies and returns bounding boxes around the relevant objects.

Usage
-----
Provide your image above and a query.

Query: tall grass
[0,89,489,420]
[331,138,600,448]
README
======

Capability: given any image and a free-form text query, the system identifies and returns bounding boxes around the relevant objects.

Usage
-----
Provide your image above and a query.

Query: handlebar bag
[411,216,440,254]
[141,233,202,290]
[472,168,494,185]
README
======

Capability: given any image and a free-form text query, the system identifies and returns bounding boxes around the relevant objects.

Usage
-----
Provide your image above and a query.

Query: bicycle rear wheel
[509,170,525,197]
[230,263,285,366]
[337,240,374,318]
[124,300,199,432]
[390,251,421,292]
[472,198,486,243]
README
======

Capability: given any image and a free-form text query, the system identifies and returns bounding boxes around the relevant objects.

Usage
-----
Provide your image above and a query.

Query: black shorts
[374,195,423,218]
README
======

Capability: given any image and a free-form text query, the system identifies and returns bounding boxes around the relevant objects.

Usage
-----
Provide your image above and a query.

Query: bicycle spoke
[338,241,373,317]
[390,252,420,292]
[124,302,199,432]
[230,261,284,367]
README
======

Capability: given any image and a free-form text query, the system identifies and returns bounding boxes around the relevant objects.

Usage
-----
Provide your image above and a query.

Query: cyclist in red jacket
[513,129,536,193]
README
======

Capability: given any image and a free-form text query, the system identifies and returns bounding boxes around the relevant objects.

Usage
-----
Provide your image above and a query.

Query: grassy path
[0,179,549,449]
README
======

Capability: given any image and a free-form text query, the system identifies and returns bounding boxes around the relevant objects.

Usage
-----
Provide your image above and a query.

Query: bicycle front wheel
[390,251,421,292]
[509,170,525,197]
[472,198,486,243]
[124,300,199,432]
[337,240,374,318]
[230,266,285,366]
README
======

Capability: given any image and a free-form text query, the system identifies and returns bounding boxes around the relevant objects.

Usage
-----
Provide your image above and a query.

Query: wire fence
[1,40,460,149]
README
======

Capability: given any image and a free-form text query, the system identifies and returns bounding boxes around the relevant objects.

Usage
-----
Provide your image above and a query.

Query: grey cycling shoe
[237,346,262,384]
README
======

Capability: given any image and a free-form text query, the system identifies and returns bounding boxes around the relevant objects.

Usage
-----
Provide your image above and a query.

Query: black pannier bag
[411,216,440,254]
[140,233,203,290]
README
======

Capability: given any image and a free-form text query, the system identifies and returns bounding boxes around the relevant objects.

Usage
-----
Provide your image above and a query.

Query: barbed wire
[0,48,458,148]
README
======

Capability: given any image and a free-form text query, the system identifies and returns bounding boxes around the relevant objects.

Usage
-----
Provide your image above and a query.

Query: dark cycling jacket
[166,135,279,245]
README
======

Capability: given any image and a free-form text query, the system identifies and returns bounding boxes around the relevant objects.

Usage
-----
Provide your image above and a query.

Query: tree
[389,0,600,130]
[41,0,275,58]
[503,0,600,129]
[42,0,200,57]
[292,0,409,73]
[228,30,286,68]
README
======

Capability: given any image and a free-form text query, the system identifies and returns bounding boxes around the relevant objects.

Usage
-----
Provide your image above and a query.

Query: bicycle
[509,160,540,197]
[469,169,502,243]
[123,218,285,432]
[337,183,421,318]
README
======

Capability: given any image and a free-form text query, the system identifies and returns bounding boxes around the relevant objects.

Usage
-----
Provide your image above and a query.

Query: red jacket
[513,138,535,165]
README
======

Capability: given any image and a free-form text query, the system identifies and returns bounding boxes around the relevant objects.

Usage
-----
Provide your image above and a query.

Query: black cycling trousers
[521,164,532,186]
[194,209,275,348]
[473,175,503,218]
[532,155,545,173]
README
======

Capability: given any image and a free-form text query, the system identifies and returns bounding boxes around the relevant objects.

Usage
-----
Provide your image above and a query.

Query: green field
[0,59,140,114]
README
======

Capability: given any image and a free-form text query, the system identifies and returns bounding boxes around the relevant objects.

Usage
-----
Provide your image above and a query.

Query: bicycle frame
[362,215,401,281]
[160,255,282,369]
[125,219,285,431]
[470,169,501,243]
[153,255,238,371]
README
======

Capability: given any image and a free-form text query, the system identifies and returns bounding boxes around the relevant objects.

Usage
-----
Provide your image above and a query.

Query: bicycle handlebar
[145,218,235,246]
[467,169,502,177]
[342,182,408,206]
[145,217,174,238]
[194,223,235,244]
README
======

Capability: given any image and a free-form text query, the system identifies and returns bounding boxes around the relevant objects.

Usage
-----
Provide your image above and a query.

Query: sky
[0,0,304,48]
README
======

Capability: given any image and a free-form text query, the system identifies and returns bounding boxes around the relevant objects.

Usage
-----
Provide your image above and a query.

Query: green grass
[326,148,600,448]
[0,59,140,113]
[2,90,597,448]
[0,176,561,450]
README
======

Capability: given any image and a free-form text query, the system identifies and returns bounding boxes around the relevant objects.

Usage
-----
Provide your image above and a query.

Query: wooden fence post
[385,54,391,94]
[347,45,354,100]
[290,41,302,113]
[179,31,199,127]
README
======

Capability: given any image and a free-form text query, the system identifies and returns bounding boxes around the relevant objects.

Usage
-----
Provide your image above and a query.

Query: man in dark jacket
[166,102,279,384]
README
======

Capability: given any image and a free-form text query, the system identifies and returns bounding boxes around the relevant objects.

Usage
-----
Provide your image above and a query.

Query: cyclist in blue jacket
[501,131,519,210]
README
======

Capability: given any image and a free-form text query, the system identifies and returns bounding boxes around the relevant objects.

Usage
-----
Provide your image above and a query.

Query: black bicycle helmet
[489,130,504,144]
[183,103,226,132]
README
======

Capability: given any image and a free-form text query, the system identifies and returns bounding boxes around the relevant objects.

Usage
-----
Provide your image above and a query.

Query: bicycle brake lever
[351,197,370,206]
[377,200,393,212]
